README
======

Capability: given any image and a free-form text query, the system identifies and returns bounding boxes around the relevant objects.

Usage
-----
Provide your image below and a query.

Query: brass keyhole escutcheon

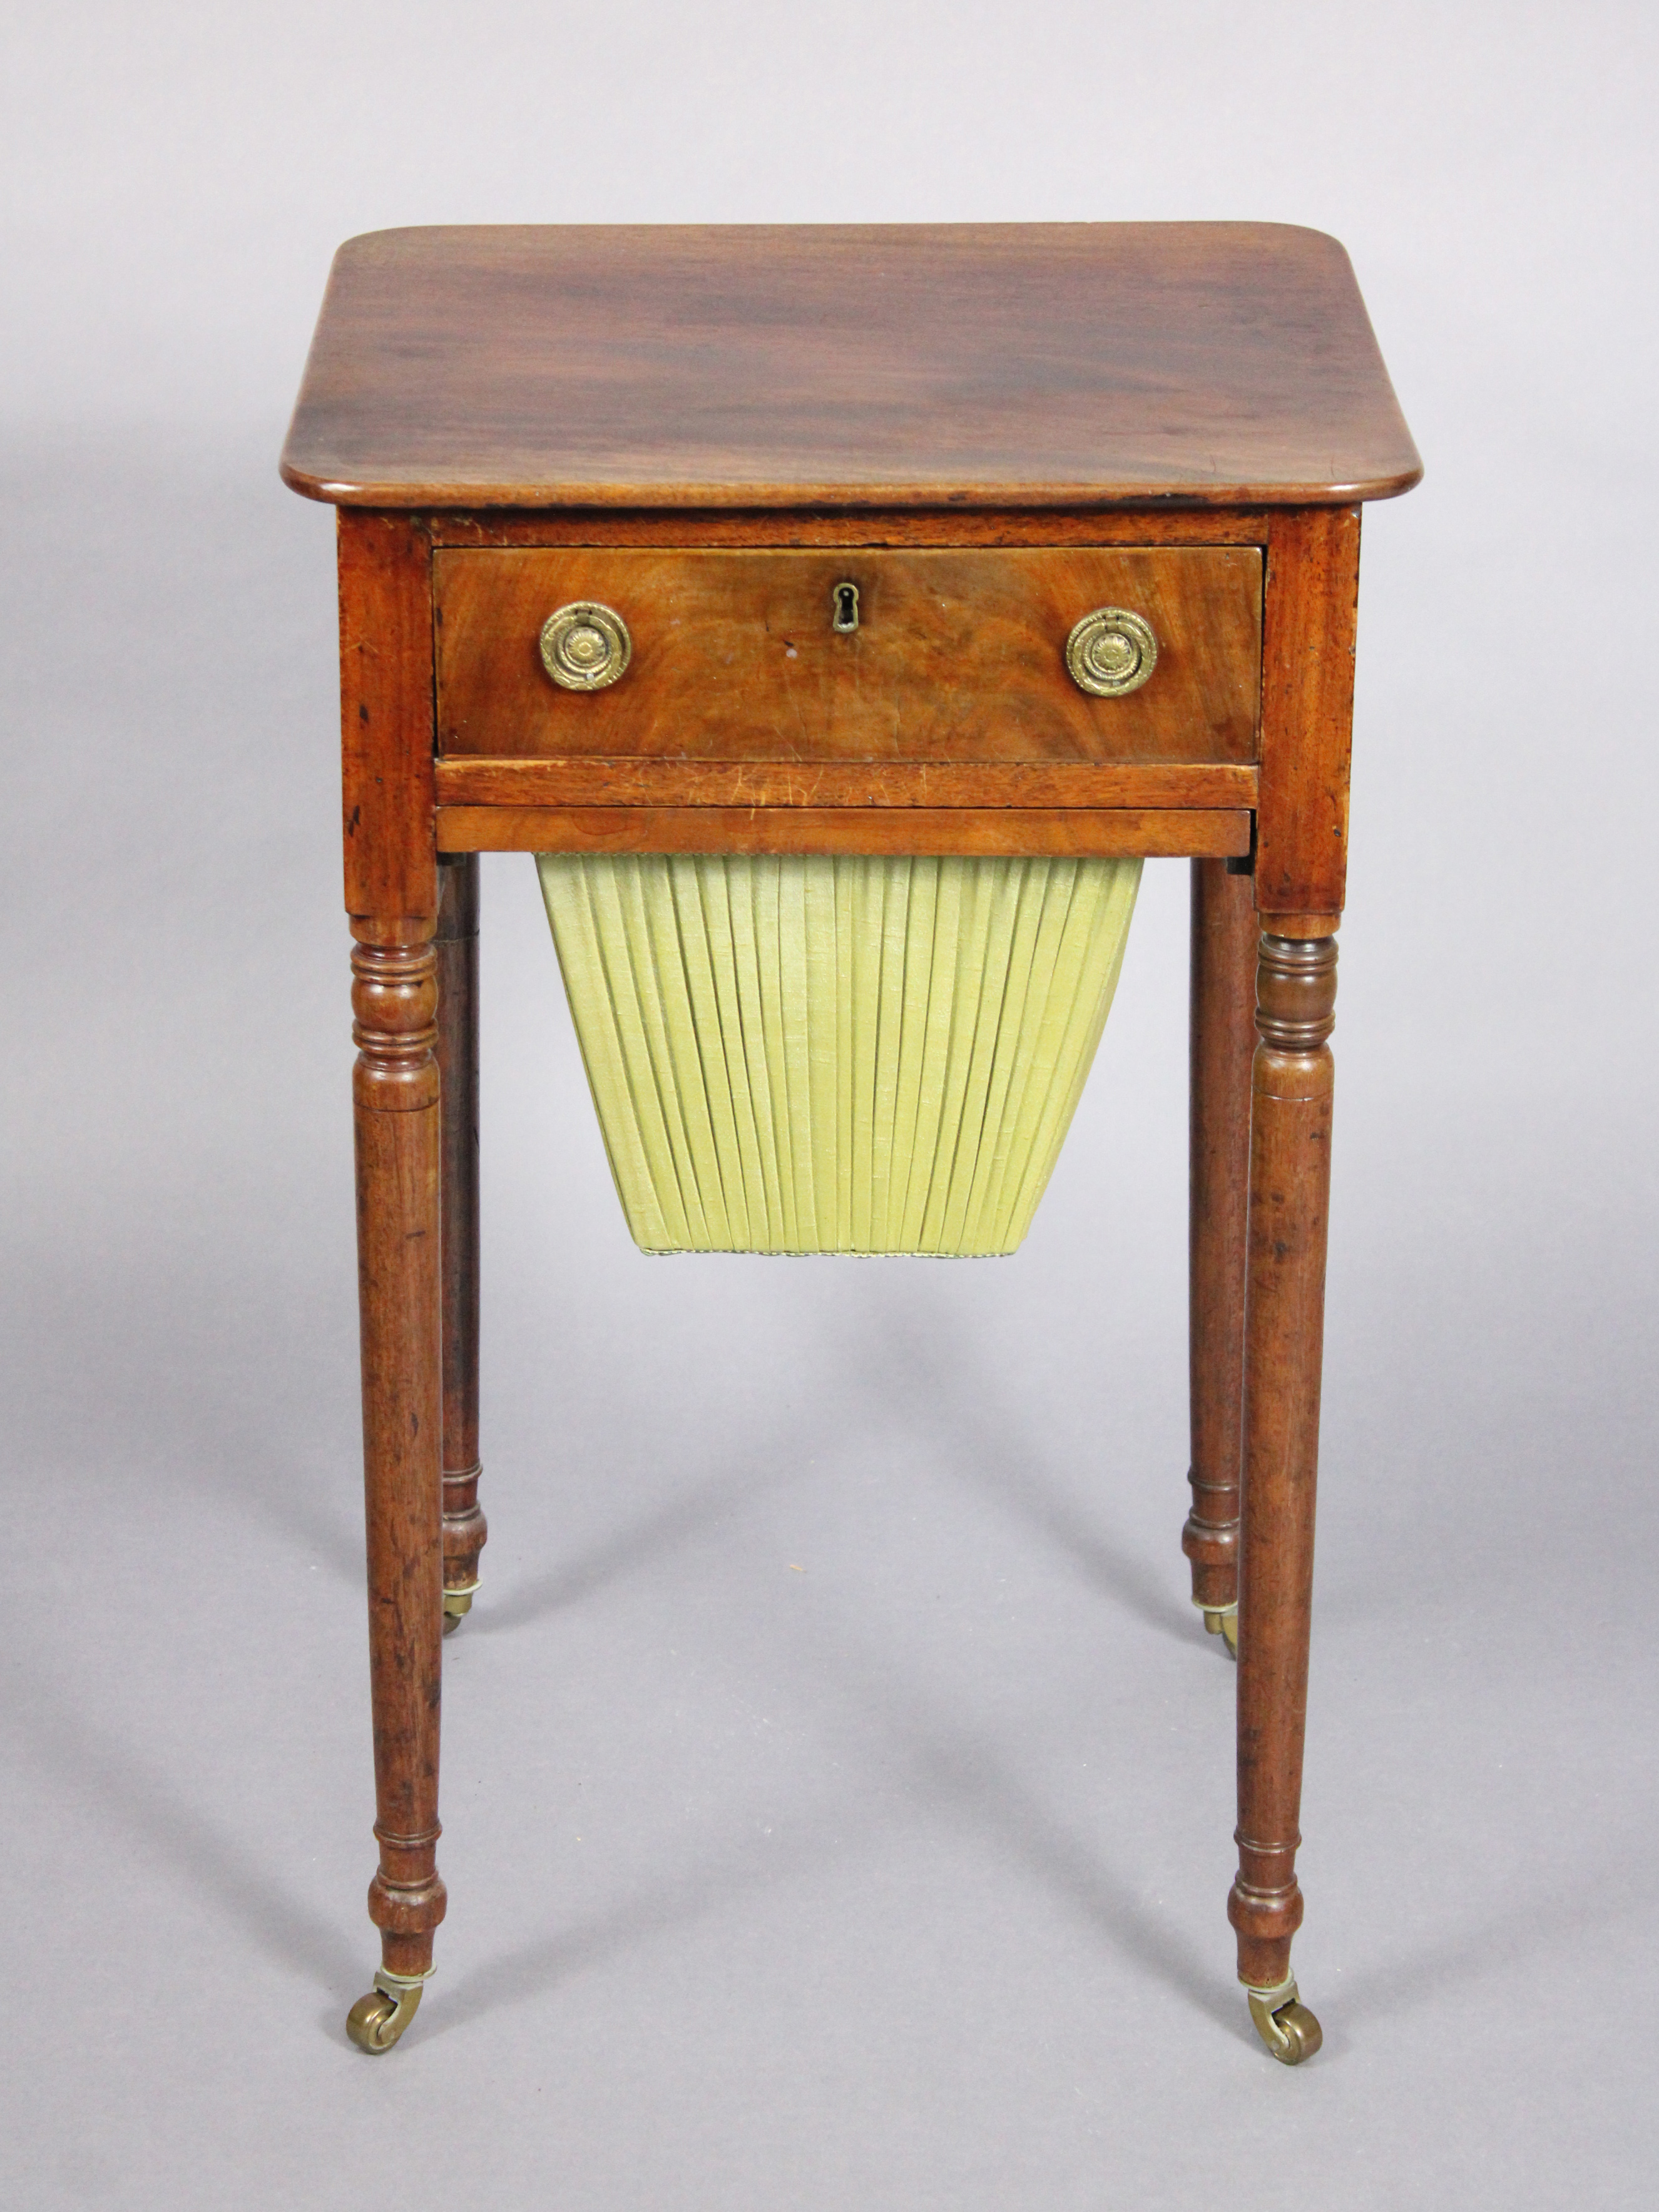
[1064,607,1158,697]
[832,581,860,633]
[539,602,632,690]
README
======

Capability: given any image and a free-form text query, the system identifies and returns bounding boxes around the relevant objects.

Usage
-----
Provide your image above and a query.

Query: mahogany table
[280,222,1420,2061]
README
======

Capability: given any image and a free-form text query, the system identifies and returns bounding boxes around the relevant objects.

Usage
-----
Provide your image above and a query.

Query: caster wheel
[345,1970,427,2052]
[1202,1606,1238,1660]
[442,1587,475,1636]
[1246,1979,1322,2065]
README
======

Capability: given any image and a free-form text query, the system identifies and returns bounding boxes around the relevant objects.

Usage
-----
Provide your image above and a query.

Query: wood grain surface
[282,225,1422,509]
[350,921,446,1981]
[339,511,447,1985]
[1230,932,1339,1994]
[432,758,1257,811]
[435,805,1252,858]
[428,508,1272,551]
[338,511,438,923]
[435,547,1262,764]
[1256,508,1361,921]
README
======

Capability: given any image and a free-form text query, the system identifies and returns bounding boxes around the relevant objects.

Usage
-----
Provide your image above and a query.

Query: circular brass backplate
[1064,607,1157,697]
[539,602,632,691]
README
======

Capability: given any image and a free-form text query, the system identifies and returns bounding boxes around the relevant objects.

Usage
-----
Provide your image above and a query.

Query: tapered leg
[1183,859,1256,1652]
[436,854,486,1631]
[344,920,447,2053]
[1228,930,1337,2064]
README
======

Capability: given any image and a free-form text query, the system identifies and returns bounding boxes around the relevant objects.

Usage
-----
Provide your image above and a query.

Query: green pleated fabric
[536,852,1141,1256]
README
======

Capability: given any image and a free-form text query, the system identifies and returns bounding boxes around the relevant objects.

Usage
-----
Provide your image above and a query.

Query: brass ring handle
[1064,607,1157,697]
[539,602,632,691]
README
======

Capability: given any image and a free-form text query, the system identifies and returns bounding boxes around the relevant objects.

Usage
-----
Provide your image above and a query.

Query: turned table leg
[1183,858,1256,1655]
[436,854,486,1632]
[1229,929,1337,2064]
[344,919,447,2053]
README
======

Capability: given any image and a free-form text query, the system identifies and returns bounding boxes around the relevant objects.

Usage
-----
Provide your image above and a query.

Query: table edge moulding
[278,221,1421,2066]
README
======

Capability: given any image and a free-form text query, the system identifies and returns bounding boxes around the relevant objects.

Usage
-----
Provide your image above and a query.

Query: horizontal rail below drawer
[435,806,1253,859]
[434,757,1258,812]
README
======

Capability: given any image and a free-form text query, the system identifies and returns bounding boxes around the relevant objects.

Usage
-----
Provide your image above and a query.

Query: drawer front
[434,547,1261,764]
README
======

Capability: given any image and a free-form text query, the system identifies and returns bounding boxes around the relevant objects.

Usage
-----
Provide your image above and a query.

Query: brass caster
[442,1585,476,1636]
[1246,1976,1322,2065]
[1201,1604,1238,1659]
[345,1967,431,2053]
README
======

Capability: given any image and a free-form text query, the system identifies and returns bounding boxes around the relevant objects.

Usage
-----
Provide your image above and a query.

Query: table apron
[433,804,1253,858]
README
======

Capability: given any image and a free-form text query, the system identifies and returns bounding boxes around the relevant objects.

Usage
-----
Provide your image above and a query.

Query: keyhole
[832,581,860,633]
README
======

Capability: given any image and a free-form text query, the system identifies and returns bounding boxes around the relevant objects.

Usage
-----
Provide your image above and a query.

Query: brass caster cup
[346,1968,430,2053]
[1201,1604,1238,1659]
[442,1586,476,1636]
[1246,1977,1322,2065]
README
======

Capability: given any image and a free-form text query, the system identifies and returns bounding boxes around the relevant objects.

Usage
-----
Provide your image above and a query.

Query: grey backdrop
[4,4,1655,2206]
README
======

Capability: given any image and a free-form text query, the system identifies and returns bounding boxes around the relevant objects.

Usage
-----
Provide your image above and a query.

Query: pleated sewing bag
[537,851,1140,1256]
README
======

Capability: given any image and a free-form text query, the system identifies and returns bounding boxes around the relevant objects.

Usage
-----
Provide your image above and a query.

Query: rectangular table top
[281,223,1419,513]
